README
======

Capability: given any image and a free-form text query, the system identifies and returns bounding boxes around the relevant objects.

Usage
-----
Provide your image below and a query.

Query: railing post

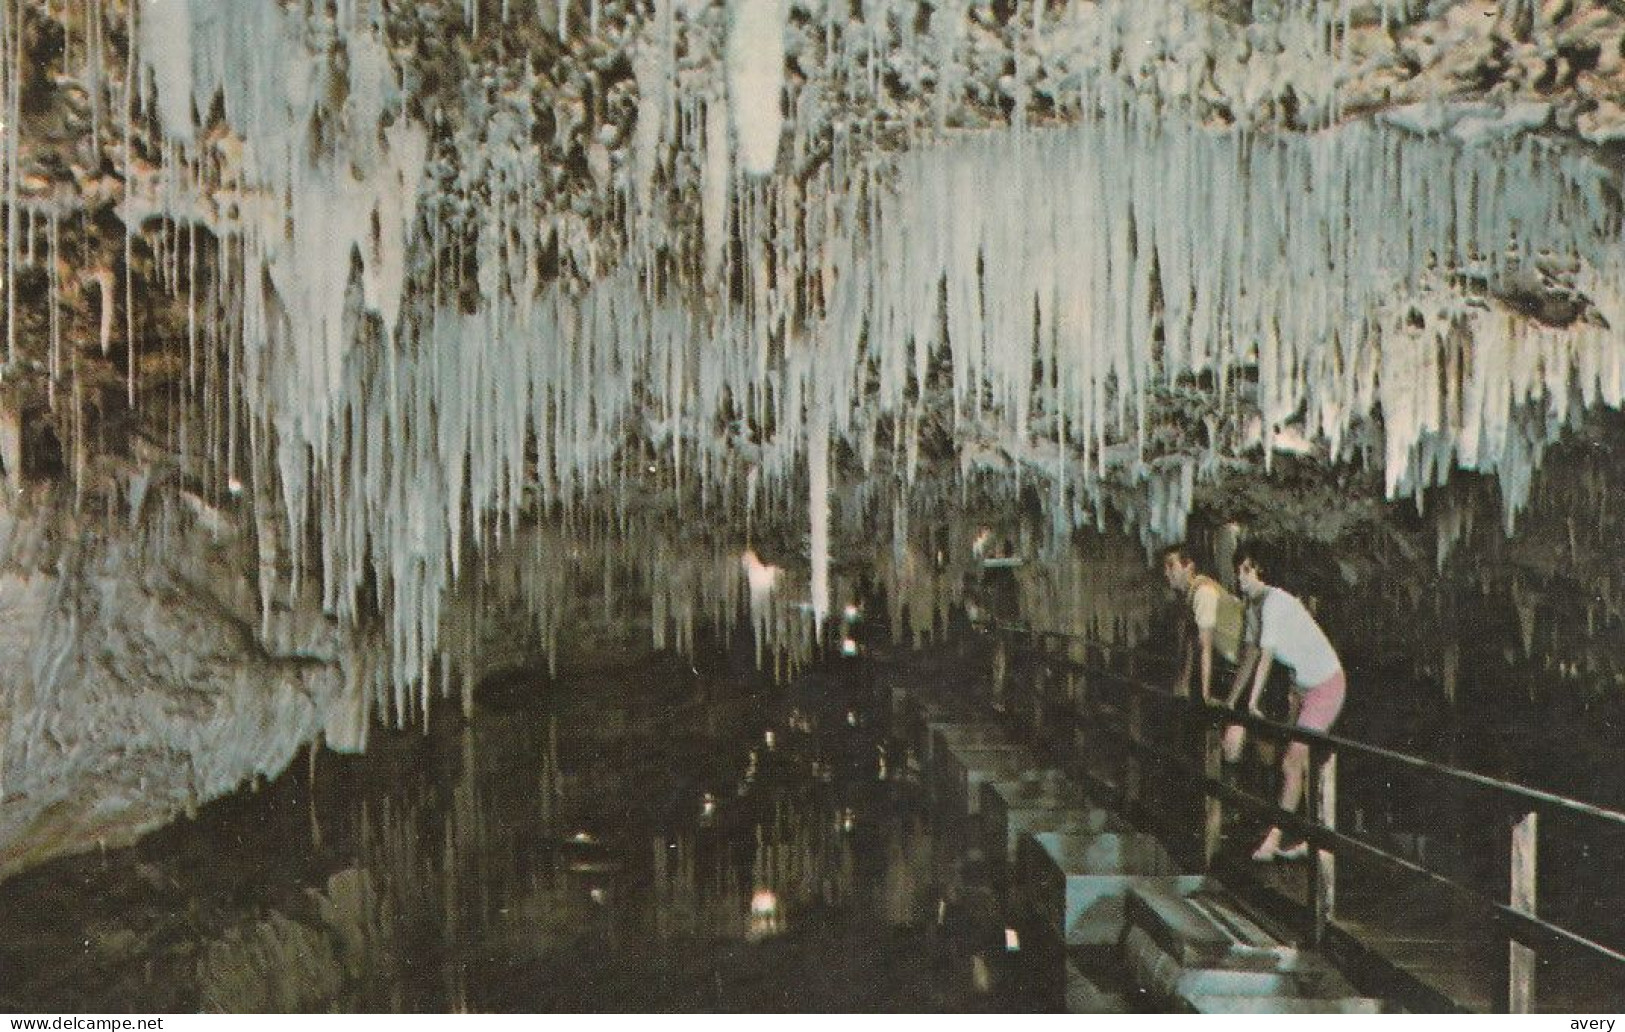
[1509,809,1538,1013]
[1203,718,1223,868]
[1124,692,1144,810]
[1308,745,1337,945]
[1032,665,1047,739]
[992,638,1008,709]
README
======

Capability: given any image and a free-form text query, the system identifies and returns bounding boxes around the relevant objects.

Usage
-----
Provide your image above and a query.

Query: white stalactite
[725,0,786,176]
[122,0,1625,713]
[702,93,731,277]
[808,399,831,636]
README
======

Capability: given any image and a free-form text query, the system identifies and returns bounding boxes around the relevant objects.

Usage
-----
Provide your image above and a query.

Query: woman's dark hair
[1232,542,1268,579]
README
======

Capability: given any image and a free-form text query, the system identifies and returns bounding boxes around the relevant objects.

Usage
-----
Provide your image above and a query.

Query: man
[1161,544,1245,703]
[1233,545,1347,861]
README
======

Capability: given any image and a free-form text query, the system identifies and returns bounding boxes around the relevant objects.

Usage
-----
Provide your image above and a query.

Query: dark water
[1,611,1620,1011]
[8,414,1625,1011]
[0,644,1036,1013]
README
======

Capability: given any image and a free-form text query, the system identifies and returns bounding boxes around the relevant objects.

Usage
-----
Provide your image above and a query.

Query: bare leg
[1279,740,1308,814]
[1253,741,1309,859]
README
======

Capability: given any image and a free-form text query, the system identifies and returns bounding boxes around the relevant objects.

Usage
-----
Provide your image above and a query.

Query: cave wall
[3,0,1625,879]
[0,489,359,881]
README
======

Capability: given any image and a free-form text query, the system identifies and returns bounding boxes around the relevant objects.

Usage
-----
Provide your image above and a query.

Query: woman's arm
[1247,648,1275,718]
[1224,642,1258,708]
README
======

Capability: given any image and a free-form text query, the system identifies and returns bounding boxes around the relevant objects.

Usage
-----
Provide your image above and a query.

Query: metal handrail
[985,620,1625,1009]
[1105,707,1625,966]
[998,620,1625,827]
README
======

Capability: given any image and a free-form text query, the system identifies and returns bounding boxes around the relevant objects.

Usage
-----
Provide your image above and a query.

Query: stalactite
[808,400,831,636]
[103,0,1625,718]
[1,0,13,371]
[123,0,135,406]
[726,0,786,176]
[46,213,60,411]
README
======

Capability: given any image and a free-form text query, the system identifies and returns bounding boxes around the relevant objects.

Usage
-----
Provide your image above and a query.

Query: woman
[1233,545,1347,861]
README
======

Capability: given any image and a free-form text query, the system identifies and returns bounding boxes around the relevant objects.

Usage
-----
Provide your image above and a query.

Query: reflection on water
[8,411,1625,1011]
[0,647,1018,1013]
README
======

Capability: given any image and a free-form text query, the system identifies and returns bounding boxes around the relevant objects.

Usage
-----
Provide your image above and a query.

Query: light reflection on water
[11,411,1625,1012]
[0,649,1016,1013]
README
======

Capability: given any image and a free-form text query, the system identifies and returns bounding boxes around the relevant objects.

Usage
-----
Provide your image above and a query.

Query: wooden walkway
[1253,850,1625,1012]
[929,626,1625,1013]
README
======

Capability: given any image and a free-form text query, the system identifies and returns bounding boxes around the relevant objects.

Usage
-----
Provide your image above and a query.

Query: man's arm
[1198,626,1214,701]
[1174,618,1194,697]
[1188,583,1220,700]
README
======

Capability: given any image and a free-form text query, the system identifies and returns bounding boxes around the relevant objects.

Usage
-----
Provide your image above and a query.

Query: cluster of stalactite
[3,0,1625,731]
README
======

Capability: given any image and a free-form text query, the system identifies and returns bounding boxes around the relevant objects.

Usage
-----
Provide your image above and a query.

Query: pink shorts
[1295,669,1346,733]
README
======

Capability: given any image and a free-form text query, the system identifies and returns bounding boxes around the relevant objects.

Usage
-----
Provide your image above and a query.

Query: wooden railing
[985,622,1625,1014]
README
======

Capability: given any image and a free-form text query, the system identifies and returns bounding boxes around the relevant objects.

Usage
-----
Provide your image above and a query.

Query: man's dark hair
[1160,543,1193,567]
[1232,542,1268,579]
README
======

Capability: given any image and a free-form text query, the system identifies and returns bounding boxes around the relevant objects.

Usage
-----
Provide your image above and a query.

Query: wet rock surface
[2,0,1625,890]
[0,638,1037,1012]
[0,492,349,882]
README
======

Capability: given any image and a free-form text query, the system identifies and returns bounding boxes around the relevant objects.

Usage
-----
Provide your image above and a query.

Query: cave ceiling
[4,0,1625,691]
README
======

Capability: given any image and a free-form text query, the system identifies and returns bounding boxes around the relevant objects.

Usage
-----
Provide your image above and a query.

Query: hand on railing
[986,621,1625,1007]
